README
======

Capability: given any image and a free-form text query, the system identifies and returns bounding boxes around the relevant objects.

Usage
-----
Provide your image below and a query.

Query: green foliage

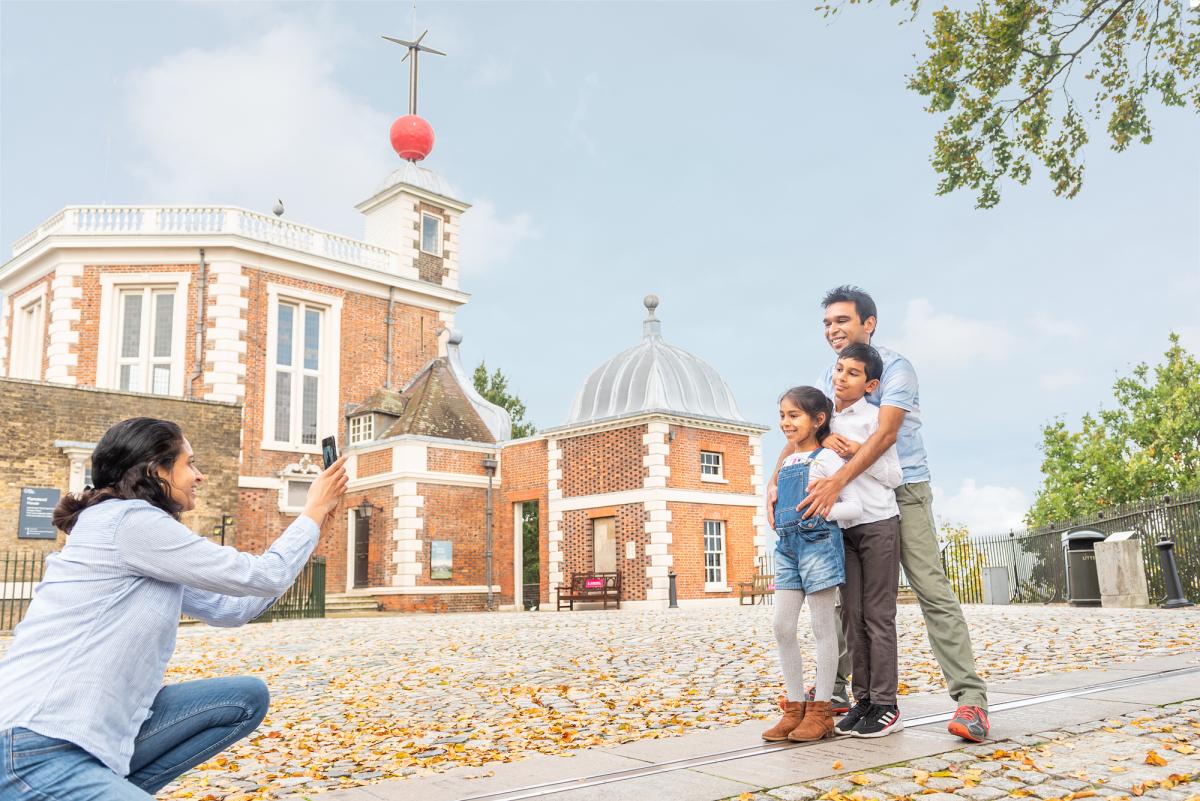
[1027,334,1200,526]
[939,523,986,601]
[472,361,537,439]
[822,0,1199,207]
[522,503,540,587]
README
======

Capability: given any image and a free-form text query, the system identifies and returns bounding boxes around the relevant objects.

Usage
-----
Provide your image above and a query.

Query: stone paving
[737,699,1200,801]
[2,604,1198,800]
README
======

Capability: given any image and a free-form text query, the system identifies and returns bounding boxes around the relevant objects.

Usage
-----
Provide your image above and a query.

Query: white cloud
[934,479,1030,535]
[1028,312,1086,342]
[124,22,392,235]
[468,55,513,87]
[890,298,1017,370]
[457,199,538,273]
[1038,370,1085,392]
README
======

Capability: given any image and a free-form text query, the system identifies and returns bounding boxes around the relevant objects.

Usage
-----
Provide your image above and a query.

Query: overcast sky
[3,1,1197,535]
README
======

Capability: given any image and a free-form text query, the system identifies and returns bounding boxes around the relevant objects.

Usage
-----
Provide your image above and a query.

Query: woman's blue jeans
[1,676,269,799]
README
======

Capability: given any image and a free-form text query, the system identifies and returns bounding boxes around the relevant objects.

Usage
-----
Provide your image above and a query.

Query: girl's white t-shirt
[780,448,864,527]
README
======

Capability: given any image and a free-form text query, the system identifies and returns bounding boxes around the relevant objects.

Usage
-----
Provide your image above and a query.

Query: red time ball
[390,114,435,162]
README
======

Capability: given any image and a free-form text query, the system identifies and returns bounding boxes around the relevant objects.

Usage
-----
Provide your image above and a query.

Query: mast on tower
[381,30,445,162]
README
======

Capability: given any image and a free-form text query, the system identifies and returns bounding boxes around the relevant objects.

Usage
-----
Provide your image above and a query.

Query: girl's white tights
[773,587,839,702]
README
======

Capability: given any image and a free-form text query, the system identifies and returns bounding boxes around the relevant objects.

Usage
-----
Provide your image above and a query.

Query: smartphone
[321,435,338,469]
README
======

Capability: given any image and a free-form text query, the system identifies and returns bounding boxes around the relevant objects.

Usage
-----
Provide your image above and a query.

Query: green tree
[1027,334,1200,526]
[829,0,1199,207]
[472,361,537,439]
[938,523,986,601]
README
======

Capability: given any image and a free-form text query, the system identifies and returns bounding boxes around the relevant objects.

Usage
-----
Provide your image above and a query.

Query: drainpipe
[385,286,395,389]
[188,248,208,397]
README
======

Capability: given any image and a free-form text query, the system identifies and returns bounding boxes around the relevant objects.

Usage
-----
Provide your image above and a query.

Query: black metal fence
[1,552,48,632]
[940,491,1200,604]
[1,553,325,632]
[253,557,326,622]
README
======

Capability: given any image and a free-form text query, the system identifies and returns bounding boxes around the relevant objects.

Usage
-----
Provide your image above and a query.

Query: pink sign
[584,578,605,589]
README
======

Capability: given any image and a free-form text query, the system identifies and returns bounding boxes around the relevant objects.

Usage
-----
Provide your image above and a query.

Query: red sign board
[584,578,605,589]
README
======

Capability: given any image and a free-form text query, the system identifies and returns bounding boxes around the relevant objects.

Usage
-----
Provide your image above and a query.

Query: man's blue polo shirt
[818,343,931,485]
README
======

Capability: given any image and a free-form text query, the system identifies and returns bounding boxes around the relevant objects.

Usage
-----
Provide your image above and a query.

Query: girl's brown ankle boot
[788,700,834,741]
[762,698,806,741]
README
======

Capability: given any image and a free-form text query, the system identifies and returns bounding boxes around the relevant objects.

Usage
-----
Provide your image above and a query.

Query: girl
[0,417,348,799]
[762,387,862,742]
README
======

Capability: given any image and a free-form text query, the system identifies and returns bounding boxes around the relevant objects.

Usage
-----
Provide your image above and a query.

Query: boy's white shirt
[831,396,903,527]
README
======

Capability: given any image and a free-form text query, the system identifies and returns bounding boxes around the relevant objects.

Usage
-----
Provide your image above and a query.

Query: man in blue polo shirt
[768,286,990,742]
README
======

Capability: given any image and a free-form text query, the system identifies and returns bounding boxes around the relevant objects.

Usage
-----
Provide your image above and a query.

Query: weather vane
[382,31,445,162]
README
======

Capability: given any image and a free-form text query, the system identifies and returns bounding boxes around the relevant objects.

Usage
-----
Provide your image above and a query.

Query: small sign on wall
[430,540,453,579]
[18,487,61,540]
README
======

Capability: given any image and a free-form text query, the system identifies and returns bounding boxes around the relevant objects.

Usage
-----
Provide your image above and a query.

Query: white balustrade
[10,205,401,275]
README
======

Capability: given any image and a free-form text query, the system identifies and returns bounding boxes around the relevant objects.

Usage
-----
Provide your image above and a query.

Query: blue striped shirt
[0,498,319,776]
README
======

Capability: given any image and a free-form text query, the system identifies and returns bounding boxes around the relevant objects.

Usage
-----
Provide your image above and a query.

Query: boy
[825,343,904,738]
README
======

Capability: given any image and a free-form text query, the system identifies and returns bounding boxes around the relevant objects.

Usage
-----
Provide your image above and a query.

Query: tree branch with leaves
[825,0,1199,206]
[473,361,537,439]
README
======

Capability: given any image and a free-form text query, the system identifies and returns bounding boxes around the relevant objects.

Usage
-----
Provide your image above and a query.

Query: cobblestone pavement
[2,605,1198,800]
[737,698,1200,801]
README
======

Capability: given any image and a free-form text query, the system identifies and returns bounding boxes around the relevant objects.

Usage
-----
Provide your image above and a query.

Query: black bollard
[1156,539,1194,609]
[668,572,678,608]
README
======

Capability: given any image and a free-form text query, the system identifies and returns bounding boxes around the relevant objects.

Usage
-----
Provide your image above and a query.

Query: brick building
[1,164,768,612]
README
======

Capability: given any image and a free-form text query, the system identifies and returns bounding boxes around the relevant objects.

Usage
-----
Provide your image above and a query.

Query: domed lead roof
[567,296,746,425]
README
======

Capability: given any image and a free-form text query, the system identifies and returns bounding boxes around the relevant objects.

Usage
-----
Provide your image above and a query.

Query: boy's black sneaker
[833,699,871,736]
[850,703,903,738]
[805,685,850,715]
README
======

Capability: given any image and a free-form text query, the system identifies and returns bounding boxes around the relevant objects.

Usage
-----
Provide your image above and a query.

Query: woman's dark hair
[52,417,187,533]
[778,386,833,443]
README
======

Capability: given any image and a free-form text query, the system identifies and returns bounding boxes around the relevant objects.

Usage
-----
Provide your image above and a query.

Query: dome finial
[643,294,662,339]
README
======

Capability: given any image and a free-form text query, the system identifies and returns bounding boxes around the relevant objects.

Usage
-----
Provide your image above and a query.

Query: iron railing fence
[1,552,48,632]
[1,553,325,632]
[941,491,1200,604]
[253,557,326,622]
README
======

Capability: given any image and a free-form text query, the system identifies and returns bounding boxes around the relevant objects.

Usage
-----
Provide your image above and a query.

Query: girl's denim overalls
[773,449,845,593]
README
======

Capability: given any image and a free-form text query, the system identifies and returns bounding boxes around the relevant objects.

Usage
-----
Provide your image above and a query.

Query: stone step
[324,594,383,615]
[897,587,919,605]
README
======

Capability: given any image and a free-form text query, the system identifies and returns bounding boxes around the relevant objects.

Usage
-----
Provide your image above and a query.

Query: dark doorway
[521,502,540,610]
[353,512,370,589]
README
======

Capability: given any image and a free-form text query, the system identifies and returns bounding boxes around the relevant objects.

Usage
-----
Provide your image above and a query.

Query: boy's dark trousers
[841,515,902,705]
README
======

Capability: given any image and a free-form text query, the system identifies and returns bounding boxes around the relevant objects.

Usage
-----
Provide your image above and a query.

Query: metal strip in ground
[457,663,1200,801]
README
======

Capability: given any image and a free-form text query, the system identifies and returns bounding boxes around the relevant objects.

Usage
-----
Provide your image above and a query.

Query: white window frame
[8,284,47,380]
[262,285,341,454]
[703,519,728,591]
[279,478,314,515]
[349,414,374,445]
[700,450,727,483]
[420,212,443,257]
[96,272,190,395]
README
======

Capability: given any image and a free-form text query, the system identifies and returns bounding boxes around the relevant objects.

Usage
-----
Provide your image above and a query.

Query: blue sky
[2,1,1197,534]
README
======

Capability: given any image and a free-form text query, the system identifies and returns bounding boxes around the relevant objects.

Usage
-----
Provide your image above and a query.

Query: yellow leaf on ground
[1175,744,1197,755]
[1146,751,1169,767]
[833,760,843,770]
[850,774,872,785]
[738,794,754,801]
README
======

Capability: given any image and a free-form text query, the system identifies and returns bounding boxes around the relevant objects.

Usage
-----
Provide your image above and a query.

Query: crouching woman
[0,417,347,799]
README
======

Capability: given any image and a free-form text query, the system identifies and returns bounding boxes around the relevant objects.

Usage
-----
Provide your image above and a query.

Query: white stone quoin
[203,260,249,403]
[45,264,83,385]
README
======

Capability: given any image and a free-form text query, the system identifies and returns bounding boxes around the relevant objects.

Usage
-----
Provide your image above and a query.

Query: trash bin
[1061,529,1106,606]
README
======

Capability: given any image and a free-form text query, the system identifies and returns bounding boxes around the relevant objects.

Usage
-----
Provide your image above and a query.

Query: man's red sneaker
[947,705,990,742]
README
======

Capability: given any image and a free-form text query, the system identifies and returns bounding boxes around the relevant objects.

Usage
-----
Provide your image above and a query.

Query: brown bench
[556,572,621,610]
[738,573,775,605]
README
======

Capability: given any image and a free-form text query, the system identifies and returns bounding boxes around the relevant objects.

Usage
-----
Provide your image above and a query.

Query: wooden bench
[738,573,775,605]
[556,572,621,610]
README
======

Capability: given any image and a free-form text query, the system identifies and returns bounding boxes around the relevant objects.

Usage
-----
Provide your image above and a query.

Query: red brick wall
[499,439,549,604]
[377,592,492,614]
[560,425,646,497]
[668,502,757,600]
[667,426,752,494]
[428,447,488,475]
[561,503,647,601]
[357,449,391,477]
[417,483,513,604]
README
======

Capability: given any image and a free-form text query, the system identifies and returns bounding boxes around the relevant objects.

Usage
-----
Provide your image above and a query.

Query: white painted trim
[1,242,469,315]
[513,502,524,610]
[419,212,443,257]
[261,284,342,453]
[544,411,770,439]
[7,283,47,380]
[348,471,491,492]
[96,272,191,395]
[238,476,283,490]
[550,487,763,512]
[348,585,501,595]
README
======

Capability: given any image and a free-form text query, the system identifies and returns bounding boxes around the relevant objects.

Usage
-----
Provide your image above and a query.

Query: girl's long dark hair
[779,386,832,444]
[52,417,186,534]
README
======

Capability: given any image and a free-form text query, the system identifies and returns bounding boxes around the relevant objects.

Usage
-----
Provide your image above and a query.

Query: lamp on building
[356,498,382,522]
[212,514,235,547]
[482,456,498,611]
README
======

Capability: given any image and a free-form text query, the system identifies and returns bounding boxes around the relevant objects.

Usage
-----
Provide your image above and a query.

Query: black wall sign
[18,487,61,540]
